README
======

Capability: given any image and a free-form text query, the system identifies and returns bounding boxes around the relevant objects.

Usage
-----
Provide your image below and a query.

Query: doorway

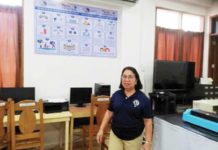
[208,36,218,84]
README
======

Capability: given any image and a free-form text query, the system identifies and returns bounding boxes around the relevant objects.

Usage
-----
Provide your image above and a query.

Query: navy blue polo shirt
[108,90,153,140]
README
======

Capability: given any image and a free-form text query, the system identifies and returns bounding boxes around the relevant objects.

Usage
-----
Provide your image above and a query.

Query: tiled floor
[48,127,145,150]
[48,127,104,150]
[73,128,106,150]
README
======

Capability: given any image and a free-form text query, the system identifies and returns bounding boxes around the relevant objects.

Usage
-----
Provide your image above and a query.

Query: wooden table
[69,104,96,150]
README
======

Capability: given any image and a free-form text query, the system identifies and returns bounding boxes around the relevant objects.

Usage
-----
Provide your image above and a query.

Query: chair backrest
[90,96,110,128]
[10,99,44,150]
[0,100,11,150]
[89,96,110,149]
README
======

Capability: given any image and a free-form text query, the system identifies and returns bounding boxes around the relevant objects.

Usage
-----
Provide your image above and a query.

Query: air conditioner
[122,0,138,3]
[99,0,138,4]
[64,0,138,7]
[103,0,138,5]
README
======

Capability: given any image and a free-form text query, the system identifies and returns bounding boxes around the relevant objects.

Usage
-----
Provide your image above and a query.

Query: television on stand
[153,60,195,92]
[70,87,92,107]
[153,60,195,106]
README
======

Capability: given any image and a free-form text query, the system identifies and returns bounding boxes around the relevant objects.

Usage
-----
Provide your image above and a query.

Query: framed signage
[34,0,118,57]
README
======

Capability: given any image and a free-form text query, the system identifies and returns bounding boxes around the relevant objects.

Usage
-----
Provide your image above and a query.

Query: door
[209,36,218,84]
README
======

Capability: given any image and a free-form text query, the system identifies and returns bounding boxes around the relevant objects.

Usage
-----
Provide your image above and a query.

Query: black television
[0,87,35,103]
[153,60,195,91]
[70,87,92,107]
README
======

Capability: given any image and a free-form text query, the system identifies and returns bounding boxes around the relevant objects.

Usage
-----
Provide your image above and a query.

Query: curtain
[155,27,181,61]
[181,31,204,77]
[0,6,22,87]
[155,27,204,77]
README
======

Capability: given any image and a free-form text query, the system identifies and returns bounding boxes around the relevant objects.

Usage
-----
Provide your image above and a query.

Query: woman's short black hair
[119,66,143,90]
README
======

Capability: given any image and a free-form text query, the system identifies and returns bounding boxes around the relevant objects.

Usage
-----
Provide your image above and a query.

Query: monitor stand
[76,103,86,107]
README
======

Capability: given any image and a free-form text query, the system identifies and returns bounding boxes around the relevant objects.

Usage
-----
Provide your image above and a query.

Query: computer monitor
[0,87,35,103]
[94,83,110,96]
[70,87,92,107]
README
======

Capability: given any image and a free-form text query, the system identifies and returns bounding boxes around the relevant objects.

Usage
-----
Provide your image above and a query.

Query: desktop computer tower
[149,91,176,114]
[94,83,111,96]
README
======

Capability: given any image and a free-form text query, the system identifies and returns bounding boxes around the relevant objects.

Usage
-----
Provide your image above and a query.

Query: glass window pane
[182,14,204,32]
[0,0,22,6]
[156,9,181,29]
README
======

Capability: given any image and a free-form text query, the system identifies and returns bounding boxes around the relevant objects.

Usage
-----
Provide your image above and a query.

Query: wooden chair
[82,96,110,150]
[10,99,44,150]
[0,100,12,150]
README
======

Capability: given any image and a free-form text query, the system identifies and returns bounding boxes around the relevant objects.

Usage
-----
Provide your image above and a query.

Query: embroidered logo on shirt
[133,99,140,107]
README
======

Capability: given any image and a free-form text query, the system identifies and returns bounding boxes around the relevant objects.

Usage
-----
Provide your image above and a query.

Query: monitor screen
[153,60,195,91]
[0,87,35,103]
[70,87,92,107]
[94,83,110,96]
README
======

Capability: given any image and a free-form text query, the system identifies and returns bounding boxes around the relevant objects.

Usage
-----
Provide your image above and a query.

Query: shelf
[210,33,218,36]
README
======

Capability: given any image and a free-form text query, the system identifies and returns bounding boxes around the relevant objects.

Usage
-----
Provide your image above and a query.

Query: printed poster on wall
[34,0,117,57]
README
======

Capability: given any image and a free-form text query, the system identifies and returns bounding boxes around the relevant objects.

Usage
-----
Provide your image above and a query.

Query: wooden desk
[44,111,72,150]
[69,104,96,150]
[4,111,72,150]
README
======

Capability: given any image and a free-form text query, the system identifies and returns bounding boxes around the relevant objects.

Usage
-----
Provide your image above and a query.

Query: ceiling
[165,0,216,8]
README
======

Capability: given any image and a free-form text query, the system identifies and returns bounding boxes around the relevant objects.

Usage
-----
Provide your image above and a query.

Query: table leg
[65,120,69,150]
[69,117,74,150]
[70,117,74,150]
[60,123,63,148]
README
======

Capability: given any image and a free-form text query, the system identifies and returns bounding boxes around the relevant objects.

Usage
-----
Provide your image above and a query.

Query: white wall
[208,1,218,15]
[163,0,213,8]
[24,0,124,100]
[23,0,209,100]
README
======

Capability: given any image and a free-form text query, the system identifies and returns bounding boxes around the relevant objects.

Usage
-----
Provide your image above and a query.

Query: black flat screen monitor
[94,83,111,96]
[70,87,92,107]
[153,60,195,91]
[0,87,35,103]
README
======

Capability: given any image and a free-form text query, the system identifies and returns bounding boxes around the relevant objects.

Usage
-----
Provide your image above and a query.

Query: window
[156,9,181,30]
[156,8,204,32]
[155,8,204,77]
[0,0,22,6]
[182,14,204,32]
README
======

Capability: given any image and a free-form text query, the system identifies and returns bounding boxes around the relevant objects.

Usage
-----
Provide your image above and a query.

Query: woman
[96,66,153,150]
